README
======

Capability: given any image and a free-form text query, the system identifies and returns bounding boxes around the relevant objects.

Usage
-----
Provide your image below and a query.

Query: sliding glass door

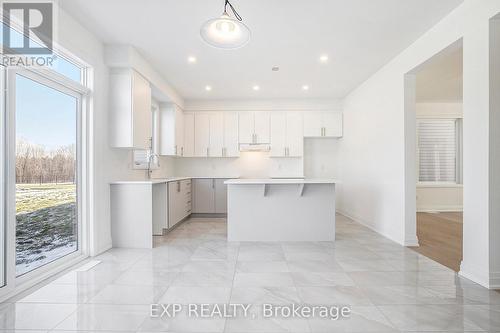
[13,73,80,276]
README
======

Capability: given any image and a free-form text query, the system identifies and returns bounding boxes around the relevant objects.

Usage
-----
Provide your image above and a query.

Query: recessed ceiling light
[188,56,197,63]
[302,85,310,91]
[272,66,280,71]
[205,85,212,91]
[252,85,260,91]
[319,54,329,63]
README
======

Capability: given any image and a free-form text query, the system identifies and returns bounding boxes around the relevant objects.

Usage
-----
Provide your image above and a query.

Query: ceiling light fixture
[302,85,310,91]
[187,56,197,63]
[319,54,329,63]
[205,85,212,91]
[252,85,260,91]
[200,0,251,49]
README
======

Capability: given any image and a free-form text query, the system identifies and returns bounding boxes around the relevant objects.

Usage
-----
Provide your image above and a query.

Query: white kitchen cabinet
[159,104,185,156]
[270,113,287,157]
[192,179,215,213]
[214,179,228,213]
[183,113,195,157]
[323,112,343,137]
[223,112,240,157]
[192,178,228,214]
[270,112,303,157]
[168,179,191,228]
[109,69,152,149]
[303,112,343,138]
[194,113,210,157]
[239,111,270,144]
[238,112,254,144]
[194,112,237,158]
[286,112,304,156]
[209,113,224,157]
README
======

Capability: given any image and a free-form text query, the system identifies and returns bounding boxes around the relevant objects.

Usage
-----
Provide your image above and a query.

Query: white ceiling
[61,0,463,101]
[416,46,463,102]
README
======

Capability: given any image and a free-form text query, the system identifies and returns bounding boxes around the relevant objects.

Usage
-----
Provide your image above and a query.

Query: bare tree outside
[15,73,79,276]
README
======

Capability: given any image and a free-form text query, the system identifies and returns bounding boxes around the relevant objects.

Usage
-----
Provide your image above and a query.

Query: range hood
[239,143,271,152]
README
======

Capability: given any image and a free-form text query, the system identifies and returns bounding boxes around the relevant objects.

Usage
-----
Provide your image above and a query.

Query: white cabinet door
[270,113,287,157]
[194,113,210,157]
[175,107,184,156]
[159,105,175,156]
[159,104,185,156]
[303,112,322,137]
[168,181,180,228]
[214,179,227,213]
[286,112,303,157]
[183,113,195,157]
[193,179,216,213]
[109,69,152,149]
[254,112,270,143]
[132,71,152,149]
[323,112,343,137]
[223,112,239,157]
[209,113,224,157]
[239,112,254,144]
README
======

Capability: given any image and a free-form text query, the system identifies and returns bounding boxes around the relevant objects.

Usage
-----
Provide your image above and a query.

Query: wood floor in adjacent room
[409,212,463,272]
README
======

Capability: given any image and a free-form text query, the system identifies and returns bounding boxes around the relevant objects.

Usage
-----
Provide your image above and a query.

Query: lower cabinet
[192,178,228,214]
[168,179,191,228]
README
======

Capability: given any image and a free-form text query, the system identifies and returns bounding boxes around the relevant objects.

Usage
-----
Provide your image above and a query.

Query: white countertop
[224,178,339,185]
[110,176,239,185]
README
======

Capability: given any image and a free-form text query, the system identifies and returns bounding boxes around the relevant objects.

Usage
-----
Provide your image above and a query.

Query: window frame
[416,117,463,186]
[1,66,90,299]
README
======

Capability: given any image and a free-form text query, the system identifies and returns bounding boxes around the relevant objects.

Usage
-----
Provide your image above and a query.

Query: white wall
[337,0,500,288]
[415,102,463,212]
[56,7,176,256]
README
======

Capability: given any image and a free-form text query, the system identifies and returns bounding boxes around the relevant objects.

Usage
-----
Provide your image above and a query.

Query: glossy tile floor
[2,214,500,332]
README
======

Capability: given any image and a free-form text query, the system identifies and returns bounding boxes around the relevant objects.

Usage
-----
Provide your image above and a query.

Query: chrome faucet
[147,152,160,179]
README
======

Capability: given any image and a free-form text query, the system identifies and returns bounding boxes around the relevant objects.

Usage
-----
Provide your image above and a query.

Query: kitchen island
[224,178,338,241]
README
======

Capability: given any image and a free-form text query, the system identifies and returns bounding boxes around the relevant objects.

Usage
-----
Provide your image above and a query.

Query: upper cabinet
[270,112,303,157]
[159,104,184,156]
[303,112,343,138]
[109,69,152,149]
[183,113,195,157]
[239,111,270,144]
[223,112,240,157]
[193,112,240,157]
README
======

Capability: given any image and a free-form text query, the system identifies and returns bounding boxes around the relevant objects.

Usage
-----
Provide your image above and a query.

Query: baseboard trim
[459,260,490,288]
[404,235,419,247]
[417,205,463,213]
[489,271,500,289]
[337,209,405,246]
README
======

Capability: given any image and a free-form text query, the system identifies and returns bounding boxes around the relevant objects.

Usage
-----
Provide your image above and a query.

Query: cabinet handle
[181,147,184,156]
[212,179,215,189]
[284,147,287,156]
[222,147,225,157]
[174,145,177,155]
[207,147,209,157]
[177,181,180,192]
[286,147,289,156]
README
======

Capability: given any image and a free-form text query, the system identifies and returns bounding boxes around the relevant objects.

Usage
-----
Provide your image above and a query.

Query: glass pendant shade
[200,13,251,49]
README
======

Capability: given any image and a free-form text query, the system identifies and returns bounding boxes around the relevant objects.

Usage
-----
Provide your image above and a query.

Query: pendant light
[200,0,250,49]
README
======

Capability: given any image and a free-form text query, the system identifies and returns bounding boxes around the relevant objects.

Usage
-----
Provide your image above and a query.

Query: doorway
[407,42,464,271]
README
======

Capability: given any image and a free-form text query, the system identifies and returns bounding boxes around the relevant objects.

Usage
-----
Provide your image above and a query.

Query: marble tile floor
[1,214,500,332]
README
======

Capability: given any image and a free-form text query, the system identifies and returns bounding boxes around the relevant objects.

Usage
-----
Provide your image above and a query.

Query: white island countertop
[224,178,339,185]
